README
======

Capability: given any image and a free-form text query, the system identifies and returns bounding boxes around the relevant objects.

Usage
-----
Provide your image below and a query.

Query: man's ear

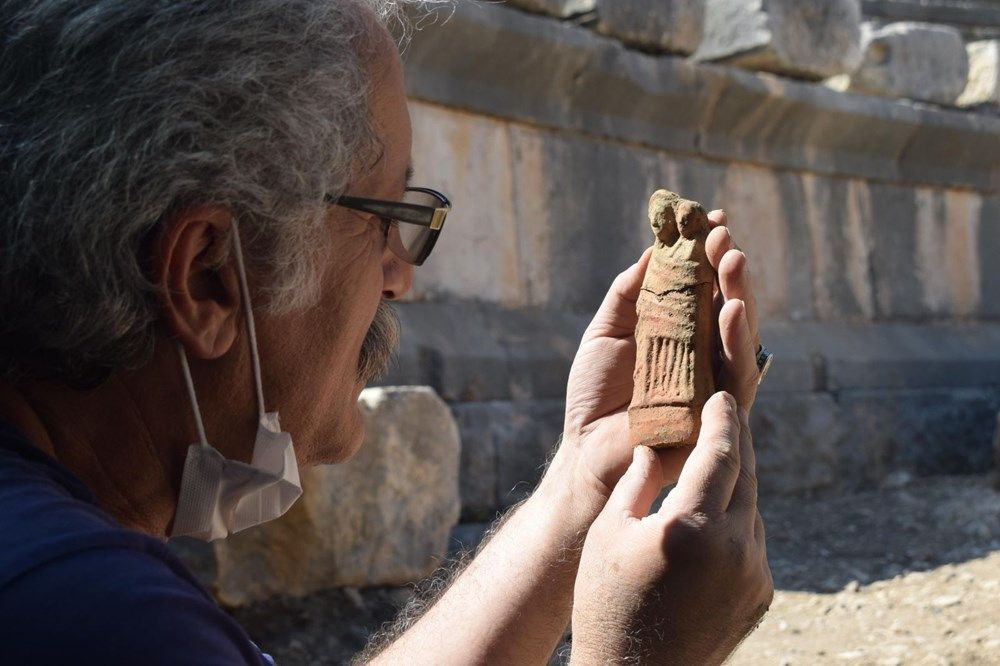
[152,205,242,360]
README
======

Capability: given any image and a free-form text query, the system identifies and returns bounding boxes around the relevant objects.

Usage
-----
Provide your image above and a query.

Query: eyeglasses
[328,187,451,266]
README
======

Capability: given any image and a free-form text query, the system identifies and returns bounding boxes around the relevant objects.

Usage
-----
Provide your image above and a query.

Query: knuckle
[660,512,711,554]
[737,467,759,500]
[727,533,754,568]
[707,440,741,474]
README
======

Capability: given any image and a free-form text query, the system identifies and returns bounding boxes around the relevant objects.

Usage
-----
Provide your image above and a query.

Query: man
[0,1,772,663]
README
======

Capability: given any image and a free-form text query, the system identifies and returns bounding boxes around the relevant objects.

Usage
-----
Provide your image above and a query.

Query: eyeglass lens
[390,189,443,264]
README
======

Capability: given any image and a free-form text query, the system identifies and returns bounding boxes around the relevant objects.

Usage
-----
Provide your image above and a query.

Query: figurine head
[648,190,709,245]
[675,199,709,240]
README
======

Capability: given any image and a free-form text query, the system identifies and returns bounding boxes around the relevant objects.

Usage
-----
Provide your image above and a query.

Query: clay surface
[629,190,716,448]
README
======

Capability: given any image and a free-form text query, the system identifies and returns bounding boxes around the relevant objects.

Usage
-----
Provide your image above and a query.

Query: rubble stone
[213,387,461,606]
[694,0,863,80]
[958,40,1000,107]
[846,22,969,105]
[595,0,705,55]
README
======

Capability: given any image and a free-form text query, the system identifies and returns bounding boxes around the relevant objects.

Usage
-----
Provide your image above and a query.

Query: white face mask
[170,220,302,541]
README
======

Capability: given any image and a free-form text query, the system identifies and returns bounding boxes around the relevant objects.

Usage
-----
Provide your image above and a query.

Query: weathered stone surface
[213,387,460,606]
[992,411,1000,489]
[978,196,1000,318]
[385,298,1000,397]
[845,22,969,105]
[755,388,998,494]
[861,0,1000,40]
[782,322,1000,392]
[752,394,846,494]
[378,301,589,402]
[452,400,564,517]
[405,1,1000,190]
[509,125,667,310]
[504,0,595,19]
[595,0,705,55]
[407,102,523,305]
[694,0,863,80]
[797,175,882,320]
[911,188,982,317]
[839,388,1000,480]
[958,40,1000,107]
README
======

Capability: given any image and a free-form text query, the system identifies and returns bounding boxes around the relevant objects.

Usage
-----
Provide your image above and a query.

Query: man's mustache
[357,300,400,383]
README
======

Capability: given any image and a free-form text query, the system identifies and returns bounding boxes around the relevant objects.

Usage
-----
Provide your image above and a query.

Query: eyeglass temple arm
[332,195,444,228]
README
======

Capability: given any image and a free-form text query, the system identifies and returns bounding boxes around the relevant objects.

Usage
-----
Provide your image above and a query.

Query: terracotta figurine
[629,190,717,449]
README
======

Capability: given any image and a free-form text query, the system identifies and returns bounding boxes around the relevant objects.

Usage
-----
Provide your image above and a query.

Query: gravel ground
[227,474,1000,665]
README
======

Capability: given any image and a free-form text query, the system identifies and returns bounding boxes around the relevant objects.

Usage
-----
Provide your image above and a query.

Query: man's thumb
[605,445,664,521]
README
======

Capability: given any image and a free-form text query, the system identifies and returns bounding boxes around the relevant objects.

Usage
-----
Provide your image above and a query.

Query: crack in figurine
[629,190,717,449]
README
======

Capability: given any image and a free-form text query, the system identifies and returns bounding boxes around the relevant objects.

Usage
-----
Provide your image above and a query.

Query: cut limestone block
[958,40,1000,107]
[845,22,969,105]
[595,0,706,55]
[504,0,595,18]
[213,386,461,606]
[694,0,863,80]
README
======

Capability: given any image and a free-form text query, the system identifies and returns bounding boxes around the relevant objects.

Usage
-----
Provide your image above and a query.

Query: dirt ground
[230,474,1000,665]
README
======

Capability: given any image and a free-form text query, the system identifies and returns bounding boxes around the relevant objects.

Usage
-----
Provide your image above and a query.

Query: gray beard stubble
[357,300,400,383]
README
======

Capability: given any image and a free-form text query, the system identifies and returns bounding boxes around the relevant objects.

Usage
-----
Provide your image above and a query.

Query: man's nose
[381,252,413,300]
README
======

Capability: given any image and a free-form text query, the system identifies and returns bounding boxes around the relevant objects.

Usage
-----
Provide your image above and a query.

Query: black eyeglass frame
[328,186,451,266]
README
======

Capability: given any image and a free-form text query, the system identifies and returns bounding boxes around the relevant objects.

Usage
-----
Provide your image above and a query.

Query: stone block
[504,0,596,19]
[405,0,1000,191]
[752,394,846,494]
[451,403,499,520]
[860,1,1000,40]
[992,410,1000,488]
[495,401,564,509]
[846,22,969,105]
[866,181,922,318]
[801,175,877,319]
[595,0,705,55]
[911,188,982,317]
[509,125,668,310]
[786,322,1000,392]
[213,387,460,606]
[694,0,863,80]
[407,102,523,305]
[958,40,1000,107]
[452,400,564,516]
[978,195,1000,318]
[839,387,1000,479]
[379,301,590,402]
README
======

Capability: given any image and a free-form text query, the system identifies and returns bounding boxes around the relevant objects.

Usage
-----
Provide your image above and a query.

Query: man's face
[253,41,414,467]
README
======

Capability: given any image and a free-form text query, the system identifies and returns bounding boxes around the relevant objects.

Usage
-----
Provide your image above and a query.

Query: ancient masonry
[377,0,1000,523]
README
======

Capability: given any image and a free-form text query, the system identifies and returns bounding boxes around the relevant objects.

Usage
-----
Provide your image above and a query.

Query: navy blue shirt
[0,422,273,664]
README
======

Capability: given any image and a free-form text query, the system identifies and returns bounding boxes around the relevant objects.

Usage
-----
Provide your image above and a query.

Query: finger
[708,209,728,229]
[727,409,759,522]
[663,392,741,516]
[719,299,759,409]
[706,226,734,273]
[718,249,760,350]
[606,445,664,521]
[583,247,653,341]
[654,444,695,487]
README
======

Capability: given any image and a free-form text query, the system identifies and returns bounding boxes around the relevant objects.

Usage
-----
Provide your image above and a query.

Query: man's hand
[570,392,773,665]
[550,210,761,523]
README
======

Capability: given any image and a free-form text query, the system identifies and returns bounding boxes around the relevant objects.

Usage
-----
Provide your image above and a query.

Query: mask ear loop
[230,219,267,421]
[177,342,210,448]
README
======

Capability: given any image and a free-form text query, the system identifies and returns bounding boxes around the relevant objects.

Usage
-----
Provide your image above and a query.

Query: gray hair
[0,0,417,386]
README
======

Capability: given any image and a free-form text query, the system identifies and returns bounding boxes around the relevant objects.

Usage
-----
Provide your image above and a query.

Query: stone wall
[377,1,1000,519]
